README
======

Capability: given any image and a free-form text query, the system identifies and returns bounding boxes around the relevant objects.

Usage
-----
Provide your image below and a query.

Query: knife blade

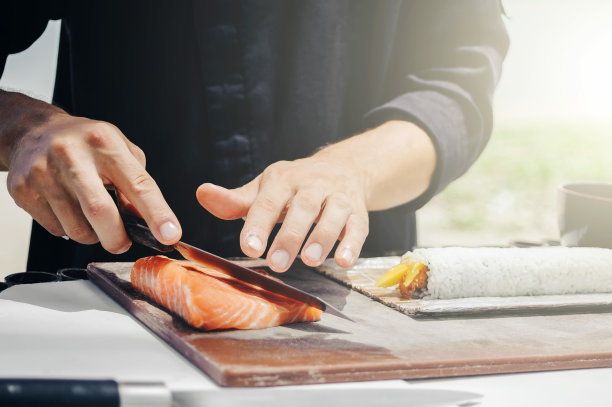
[120,210,353,322]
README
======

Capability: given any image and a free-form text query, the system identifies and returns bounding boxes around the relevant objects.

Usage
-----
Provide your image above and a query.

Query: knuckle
[130,145,146,166]
[294,191,323,214]
[346,213,369,236]
[67,224,96,243]
[12,197,29,212]
[129,172,156,194]
[312,224,338,239]
[279,228,304,245]
[82,198,110,218]
[11,192,36,212]
[85,122,117,149]
[7,175,29,198]
[256,196,282,214]
[49,136,74,160]
[28,158,48,180]
[262,161,288,179]
[328,193,353,210]
[351,223,369,240]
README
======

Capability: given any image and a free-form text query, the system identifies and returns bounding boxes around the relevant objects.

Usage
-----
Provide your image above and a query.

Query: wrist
[316,120,436,211]
[0,90,66,170]
[363,120,436,210]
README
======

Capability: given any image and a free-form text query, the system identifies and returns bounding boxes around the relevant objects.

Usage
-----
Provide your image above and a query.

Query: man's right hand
[0,90,181,253]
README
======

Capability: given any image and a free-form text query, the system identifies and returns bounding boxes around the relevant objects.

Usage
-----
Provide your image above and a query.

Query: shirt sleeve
[0,2,62,74]
[363,0,509,211]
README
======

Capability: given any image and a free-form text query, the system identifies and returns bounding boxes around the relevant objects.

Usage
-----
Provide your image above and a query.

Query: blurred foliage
[418,123,612,246]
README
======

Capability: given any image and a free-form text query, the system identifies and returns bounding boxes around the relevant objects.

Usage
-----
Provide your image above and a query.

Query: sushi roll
[377,247,612,299]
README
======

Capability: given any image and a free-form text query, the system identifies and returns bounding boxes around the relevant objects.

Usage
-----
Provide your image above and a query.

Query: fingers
[235,183,367,272]
[9,156,100,244]
[334,211,369,268]
[266,189,326,272]
[69,163,131,253]
[252,190,367,271]
[104,150,181,245]
[239,182,293,261]
[196,181,258,220]
[14,194,65,238]
[300,194,353,267]
[203,158,371,271]
[11,166,103,246]
[30,204,65,238]
[46,192,98,245]
[29,156,109,247]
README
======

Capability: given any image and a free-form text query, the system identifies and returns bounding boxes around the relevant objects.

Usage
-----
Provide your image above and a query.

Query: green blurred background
[417,124,612,246]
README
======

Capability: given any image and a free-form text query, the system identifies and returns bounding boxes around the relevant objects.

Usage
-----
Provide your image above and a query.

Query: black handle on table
[0,378,120,407]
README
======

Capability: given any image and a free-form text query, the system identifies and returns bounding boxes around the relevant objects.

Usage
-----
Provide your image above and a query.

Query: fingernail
[61,235,70,240]
[160,221,180,241]
[340,248,354,265]
[246,235,263,252]
[304,243,323,262]
[271,250,289,270]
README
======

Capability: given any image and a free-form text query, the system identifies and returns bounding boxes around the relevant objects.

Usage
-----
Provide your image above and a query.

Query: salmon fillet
[131,255,321,330]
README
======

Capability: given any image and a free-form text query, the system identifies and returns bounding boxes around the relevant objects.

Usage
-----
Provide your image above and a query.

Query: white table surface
[1,280,611,407]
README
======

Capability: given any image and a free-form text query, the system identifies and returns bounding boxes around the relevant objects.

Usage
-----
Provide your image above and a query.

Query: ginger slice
[376,262,412,287]
[376,260,429,298]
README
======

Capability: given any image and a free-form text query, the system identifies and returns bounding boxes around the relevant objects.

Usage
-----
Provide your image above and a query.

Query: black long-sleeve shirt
[1,1,509,272]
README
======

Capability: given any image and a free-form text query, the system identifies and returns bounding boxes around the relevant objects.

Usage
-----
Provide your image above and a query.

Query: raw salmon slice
[131,255,321,330]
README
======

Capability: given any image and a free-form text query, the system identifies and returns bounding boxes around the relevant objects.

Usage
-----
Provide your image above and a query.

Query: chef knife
[119,210,353,322]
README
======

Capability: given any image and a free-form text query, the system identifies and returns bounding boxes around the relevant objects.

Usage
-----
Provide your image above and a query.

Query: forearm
[0,89,64,170]
[315,120,436,211]
[360,2,508,206]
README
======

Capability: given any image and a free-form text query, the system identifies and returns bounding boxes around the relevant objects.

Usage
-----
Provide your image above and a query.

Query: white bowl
[558,182,612,248]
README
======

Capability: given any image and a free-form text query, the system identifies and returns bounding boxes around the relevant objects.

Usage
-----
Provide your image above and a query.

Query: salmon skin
[131,255,322,330]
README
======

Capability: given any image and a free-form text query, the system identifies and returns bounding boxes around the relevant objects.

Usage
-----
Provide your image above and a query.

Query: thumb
[196,180,259,220]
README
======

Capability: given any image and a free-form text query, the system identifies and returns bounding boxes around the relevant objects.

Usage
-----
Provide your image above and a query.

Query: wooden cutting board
[87,261,612,387]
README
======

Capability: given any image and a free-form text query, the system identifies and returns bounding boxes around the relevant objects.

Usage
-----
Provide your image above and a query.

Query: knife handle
[0,379,172,407]
[0,378,119,407]
[109,187,174,253]
[119,210,174,253]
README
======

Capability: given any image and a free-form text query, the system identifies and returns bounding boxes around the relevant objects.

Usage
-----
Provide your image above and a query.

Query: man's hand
[0,91,181,253]
[197,157,369,272]
[197,120,436,272]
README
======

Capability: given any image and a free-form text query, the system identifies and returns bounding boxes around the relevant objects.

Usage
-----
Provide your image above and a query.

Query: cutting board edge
[220,352,612,387]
